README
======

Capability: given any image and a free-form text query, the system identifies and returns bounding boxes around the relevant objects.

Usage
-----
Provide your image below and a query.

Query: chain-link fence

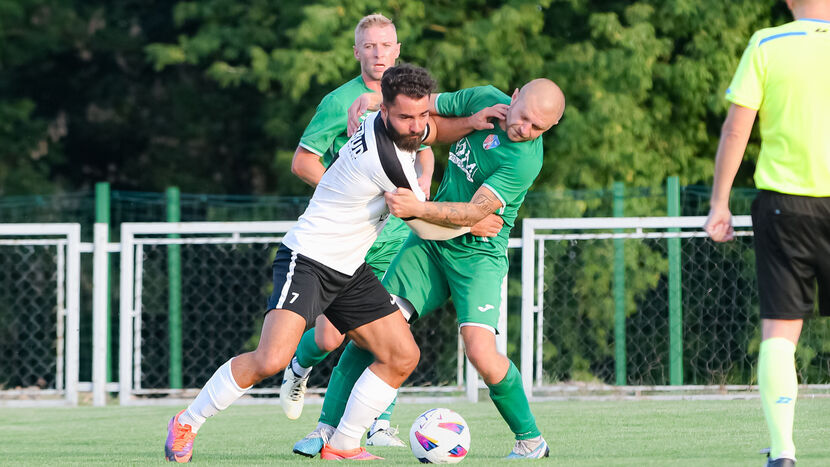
[0,244,61,392]
[523,217,830,393]
[0,224,80,405]
[5,185,792,404]
[134,240,460,394]
[120,224,463,401]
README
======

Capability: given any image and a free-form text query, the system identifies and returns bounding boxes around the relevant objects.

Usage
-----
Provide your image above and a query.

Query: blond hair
[354,14,396,45]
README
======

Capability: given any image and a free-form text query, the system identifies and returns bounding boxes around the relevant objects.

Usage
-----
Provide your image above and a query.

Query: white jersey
[282,111,428,275]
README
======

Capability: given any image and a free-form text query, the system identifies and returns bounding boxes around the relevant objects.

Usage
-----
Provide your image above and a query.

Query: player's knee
[392,341,420,375]
[316,328,345,352]
[464,343,496,372]
[251,350,290,378]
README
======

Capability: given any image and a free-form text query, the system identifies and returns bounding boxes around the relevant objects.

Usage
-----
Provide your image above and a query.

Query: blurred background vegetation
[1,0,790,198]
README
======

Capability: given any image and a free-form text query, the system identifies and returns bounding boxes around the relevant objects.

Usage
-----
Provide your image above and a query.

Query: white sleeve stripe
[298,143,324,157]
[434,93,444,111]
[274,251,298,309]
[481,183,507,215]
[459,322,497,335]
[421,122,431,142]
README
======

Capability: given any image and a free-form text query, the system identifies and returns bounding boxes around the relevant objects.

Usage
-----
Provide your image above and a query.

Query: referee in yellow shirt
[704,1,830,465]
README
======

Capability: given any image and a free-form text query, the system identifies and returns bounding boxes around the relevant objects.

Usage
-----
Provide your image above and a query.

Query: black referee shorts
[265,244,399,333]
[752,190,830,320]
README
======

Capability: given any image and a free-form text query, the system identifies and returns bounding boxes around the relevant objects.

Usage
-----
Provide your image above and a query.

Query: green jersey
[298,75,409,243]
[434,85,544,256]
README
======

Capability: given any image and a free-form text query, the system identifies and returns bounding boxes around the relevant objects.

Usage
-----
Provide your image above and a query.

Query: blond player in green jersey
[704,1,830,465]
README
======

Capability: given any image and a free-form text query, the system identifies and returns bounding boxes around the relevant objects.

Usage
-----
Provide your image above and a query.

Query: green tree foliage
[2,0,793,196]
[1,0,301,194]
[143,0,791,197]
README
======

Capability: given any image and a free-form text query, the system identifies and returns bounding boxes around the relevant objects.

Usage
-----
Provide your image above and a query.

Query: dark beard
[385,117,422,152]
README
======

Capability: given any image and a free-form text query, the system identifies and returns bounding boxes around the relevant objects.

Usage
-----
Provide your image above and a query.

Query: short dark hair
[381,64,436,106]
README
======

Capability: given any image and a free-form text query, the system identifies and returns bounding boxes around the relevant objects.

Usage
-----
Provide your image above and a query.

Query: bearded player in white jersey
[163,64,506,462]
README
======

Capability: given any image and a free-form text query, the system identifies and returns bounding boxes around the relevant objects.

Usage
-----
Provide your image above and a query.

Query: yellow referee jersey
[726,19,830,197]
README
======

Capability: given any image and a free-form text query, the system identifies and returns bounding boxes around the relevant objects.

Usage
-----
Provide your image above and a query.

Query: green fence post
[613,182,626,386]
[167,187,183,389]
[95,182,111,382]
[667,176,683,385]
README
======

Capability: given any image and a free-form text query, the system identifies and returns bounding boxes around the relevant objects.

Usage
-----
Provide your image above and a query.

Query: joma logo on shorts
[477,304,494,312]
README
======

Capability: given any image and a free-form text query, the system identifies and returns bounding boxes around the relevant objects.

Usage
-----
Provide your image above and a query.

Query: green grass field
[3,398,830,465]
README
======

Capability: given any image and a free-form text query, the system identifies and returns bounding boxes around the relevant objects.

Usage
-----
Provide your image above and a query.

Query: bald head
[519,79,566,127]
[503,78,566,142]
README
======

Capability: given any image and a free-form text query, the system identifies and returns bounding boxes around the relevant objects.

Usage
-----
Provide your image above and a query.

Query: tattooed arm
[385,185,502,227]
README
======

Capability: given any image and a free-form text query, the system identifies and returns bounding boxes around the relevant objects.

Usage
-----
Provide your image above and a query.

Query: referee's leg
[759,318,802,463]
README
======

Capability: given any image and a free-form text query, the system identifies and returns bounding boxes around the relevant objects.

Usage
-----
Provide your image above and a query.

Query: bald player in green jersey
[294,78,565,459]
[282,14,504,451]
[704,1,830,465]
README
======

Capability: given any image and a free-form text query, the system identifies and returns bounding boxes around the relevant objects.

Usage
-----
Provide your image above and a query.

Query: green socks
[488,361,541,440]
[377,396,396,422]
[295,328,331,369]
[759,337,797,460]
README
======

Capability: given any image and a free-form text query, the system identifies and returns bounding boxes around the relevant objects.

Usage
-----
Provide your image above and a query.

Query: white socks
[369,418,390,435]
[177,358,250,433]
[292,356,312,378]
[329,369,398,450]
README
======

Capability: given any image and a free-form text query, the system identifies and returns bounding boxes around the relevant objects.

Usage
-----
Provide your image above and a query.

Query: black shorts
[266,244,399,333]
[752,190,830,320]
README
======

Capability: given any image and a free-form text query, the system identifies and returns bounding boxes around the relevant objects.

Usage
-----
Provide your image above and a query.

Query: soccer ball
[409,408,471,464]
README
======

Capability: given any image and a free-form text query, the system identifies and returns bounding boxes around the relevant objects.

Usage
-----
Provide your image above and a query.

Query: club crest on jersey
[483,134,500,150]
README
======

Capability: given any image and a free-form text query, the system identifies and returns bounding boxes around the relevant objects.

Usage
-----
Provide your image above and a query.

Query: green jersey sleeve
[299,93,347,157]
[481,145,543,215]
[726,31,764,111]
[435,85,506,117]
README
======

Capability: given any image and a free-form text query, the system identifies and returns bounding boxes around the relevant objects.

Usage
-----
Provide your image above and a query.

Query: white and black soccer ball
[409,408,471,464]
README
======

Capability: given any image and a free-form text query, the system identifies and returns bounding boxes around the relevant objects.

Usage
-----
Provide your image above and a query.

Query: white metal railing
[0,223,81,406]
[115,221,511,405]
[3,216,778,406]
[520,216,753,398]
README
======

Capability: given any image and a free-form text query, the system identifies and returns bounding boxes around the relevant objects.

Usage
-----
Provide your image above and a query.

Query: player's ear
[511,88,519,104]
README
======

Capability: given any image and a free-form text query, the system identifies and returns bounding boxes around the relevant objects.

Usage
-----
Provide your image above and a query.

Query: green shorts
[381,235,508,330]
[364,237,407,280]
